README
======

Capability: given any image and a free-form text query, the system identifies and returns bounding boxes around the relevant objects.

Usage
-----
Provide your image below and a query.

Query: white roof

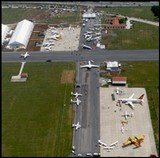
[9,19,34,48]
[2,24,10,45]
[107,61,119,68]
[83,13,96,18]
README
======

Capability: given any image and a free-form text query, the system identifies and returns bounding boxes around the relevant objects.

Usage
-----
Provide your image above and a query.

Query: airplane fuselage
[120,99,142,103]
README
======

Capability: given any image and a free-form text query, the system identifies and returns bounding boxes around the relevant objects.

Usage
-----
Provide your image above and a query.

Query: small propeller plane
[121,110,133,120]
[80,60,99,69]
[71,98,81,106]
[20,52,30,59]
[72,122,81,130]
[118,93,145,109]
[71,92,82,98]
[98,140,118,151]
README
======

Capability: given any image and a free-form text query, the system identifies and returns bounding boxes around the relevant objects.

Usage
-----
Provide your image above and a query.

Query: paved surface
[71,61,100,156]
[129,17,159,27]
[118,15,159,27]
[2,49,159,63]
[100,87,157,157]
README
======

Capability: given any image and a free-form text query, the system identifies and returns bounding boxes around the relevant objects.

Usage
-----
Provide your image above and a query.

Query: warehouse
[105,61,121,72]
[2,24,10,45]
[112,76,127,85]
[8,19,34,49]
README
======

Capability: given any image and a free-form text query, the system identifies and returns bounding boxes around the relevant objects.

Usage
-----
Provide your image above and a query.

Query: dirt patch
[61,70,75,84]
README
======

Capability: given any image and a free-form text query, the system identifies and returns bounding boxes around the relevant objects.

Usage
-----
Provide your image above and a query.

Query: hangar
[2,24,10,45]
[8,19,34,49]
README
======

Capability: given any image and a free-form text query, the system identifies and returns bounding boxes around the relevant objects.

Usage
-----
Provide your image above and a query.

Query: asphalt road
[72,61,100,156]
[2,49,159,63]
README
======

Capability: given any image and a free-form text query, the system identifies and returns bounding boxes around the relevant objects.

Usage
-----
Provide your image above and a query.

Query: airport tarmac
[100,87,157,157]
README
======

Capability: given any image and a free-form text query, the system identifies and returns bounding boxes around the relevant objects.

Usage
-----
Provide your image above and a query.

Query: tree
[151,6,159,18]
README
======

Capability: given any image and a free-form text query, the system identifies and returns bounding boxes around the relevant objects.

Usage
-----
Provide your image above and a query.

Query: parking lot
[100,87,157,157]
[41,26,81,51]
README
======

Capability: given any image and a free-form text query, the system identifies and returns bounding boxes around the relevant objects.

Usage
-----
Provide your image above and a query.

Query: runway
[2,49,159,63]
[72,62,100,156]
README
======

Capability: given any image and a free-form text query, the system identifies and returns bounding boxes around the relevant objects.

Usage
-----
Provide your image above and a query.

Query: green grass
[2,8,81,24]
[2,62,75,157]
[101,22,159,50]
[120,61,159,154]
[101,6,157,23]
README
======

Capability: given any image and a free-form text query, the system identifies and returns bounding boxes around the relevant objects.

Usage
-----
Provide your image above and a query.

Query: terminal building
[8,19,34,49]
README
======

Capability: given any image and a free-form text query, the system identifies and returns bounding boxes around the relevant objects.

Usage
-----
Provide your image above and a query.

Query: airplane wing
[80,65,89,68]
[127,101,135,109]
[91,64,99,68]
[129,93,134,99]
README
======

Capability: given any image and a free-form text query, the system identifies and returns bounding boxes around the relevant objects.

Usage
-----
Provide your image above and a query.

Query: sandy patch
[61,70,75,84]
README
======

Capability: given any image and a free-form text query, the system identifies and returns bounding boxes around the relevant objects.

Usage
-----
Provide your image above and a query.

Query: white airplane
[98,140,107,147]
[109,141,118,147]
[114,87,123,95]
[103,146,115,150]
[71,98,81,106]
[122,110,133,120]
[80,61,99,69]
[20,52,30,59]
[72,122,81,130]
[99,140,118,150]
[118,93,145,109]
[120,126,127,134]
[82,44,92,50]
[71,92,82,98]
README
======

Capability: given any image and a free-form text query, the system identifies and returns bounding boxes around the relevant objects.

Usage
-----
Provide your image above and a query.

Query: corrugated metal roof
[2,24,9,45]
[9,19,34,48]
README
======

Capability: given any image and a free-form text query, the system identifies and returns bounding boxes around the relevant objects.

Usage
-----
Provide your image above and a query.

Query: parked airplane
[98,140,118,148]
[109,141,118,147]
[20,52,30,59]
[72,122,81,130]
[98,140,107,147]
[120,126,127,134]
[122,110,133,120]
[82,44,92,50]
[114,87,123,95]
[71,98,81,106]
[80,61,99,69]
[71,92,82,98]
[118,93,145,109]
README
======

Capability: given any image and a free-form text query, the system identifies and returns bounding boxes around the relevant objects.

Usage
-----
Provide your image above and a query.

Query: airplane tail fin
[138,94,144,100]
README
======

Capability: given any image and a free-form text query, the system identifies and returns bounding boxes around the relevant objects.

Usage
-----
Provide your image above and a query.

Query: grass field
[120,61,159,154]
[2,8,81,24]
[101,22,159,50]
[2,62,75,157]
[100,6,157,23]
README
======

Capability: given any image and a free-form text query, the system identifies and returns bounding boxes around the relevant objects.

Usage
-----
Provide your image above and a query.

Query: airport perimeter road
[2,49,159,62]
[72,63,100,156]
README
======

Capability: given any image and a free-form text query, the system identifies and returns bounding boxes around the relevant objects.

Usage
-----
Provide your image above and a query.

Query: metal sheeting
[8,19,34,48]
[2,24,9,45]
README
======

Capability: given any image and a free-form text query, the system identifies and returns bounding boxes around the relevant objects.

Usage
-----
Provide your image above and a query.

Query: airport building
[105,61,121,72]
[105,16,126,29]
[8,19,34,49]
[112,76,127,85]
[82,13,96,19]
[2,24,10,45]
